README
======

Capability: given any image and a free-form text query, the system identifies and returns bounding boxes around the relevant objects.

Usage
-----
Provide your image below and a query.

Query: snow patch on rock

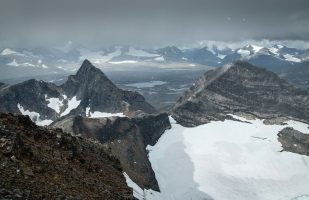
[45,95,64,114]
[86,108,124,118]
[60,96,81,117]
[17,104,53,126]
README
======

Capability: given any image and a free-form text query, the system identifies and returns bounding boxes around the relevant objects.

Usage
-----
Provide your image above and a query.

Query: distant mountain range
[0,44,308,78]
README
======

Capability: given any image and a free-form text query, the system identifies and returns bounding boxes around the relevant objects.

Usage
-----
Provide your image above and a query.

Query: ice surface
[142,116,309,200]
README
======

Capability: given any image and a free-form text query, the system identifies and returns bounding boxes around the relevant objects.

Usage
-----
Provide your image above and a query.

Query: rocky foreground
[0,113,134,199]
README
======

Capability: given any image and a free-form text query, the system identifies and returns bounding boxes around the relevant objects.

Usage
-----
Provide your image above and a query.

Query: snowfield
[125,115,309,200]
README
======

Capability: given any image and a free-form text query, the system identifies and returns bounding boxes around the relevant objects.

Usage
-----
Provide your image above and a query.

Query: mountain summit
[172,61,309,127]
[0,60,156,125]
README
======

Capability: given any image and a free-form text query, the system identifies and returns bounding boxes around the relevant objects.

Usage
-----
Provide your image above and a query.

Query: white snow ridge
[126,116,309,200]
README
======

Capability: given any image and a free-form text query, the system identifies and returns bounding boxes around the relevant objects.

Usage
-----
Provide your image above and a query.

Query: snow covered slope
[127,116,309,200]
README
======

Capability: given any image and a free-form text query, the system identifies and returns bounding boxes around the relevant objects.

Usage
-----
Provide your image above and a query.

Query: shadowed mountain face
[172,61,309,127]
[0,60,156,124]
[0,113,134,199]
[52,113,171,191]
[63,60,156,115]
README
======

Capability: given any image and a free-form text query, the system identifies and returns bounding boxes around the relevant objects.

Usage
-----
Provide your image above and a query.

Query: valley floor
[126,116,309,200]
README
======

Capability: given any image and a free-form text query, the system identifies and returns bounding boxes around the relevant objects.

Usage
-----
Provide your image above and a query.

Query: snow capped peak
[1,48,18,55]
[242,44,263,54]
[237,49,251,57]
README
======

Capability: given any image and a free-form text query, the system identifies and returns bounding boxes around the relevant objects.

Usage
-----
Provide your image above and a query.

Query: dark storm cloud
[0,0,308,47]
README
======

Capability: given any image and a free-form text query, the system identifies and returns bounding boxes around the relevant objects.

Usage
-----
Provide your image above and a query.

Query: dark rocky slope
[52,113,171,191]
[0,79,65,122]
[172,61,309,127]
[0,113,134,199]
[0,59,156,123]
[278,127,309,156]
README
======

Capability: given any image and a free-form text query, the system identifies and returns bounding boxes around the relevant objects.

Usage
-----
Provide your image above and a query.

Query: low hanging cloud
[0,0,308,48]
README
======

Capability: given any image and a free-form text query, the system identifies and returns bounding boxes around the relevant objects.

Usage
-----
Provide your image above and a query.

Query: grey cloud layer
[0,0,308,47]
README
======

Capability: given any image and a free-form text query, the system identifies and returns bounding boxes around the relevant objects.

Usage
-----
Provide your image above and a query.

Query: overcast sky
[0,0,309,48]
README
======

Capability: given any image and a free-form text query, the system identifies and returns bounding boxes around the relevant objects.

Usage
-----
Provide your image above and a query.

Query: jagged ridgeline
[0,59,156,125]
[172,61,309,127]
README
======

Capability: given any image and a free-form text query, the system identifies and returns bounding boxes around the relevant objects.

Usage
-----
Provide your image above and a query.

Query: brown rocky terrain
[0,113,134,199]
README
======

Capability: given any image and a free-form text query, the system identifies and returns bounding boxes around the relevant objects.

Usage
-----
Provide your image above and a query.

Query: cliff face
[52,113,171,191]
[278,127,309,156]
[62,59,156,116]
[0,113,134,200]
[172,61,309,127]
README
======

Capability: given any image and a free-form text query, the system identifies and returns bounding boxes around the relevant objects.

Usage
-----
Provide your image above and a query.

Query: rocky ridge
[172,61,309,127]
[52,113,171,191]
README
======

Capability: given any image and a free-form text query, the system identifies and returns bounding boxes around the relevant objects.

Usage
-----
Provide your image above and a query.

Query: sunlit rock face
[172,61,309,127]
